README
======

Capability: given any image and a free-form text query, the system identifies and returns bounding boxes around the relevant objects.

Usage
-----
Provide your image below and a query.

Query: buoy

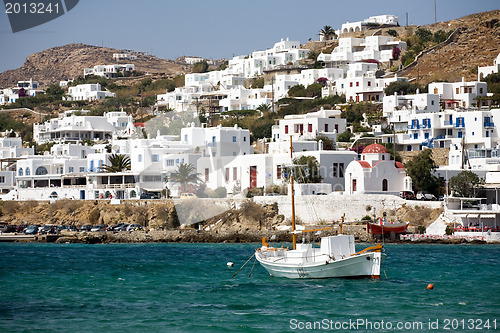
[427,283,434,290]
[227,262,234,267]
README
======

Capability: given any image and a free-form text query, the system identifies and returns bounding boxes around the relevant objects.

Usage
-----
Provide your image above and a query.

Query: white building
[381,83,498,151]
[338,15,399,35]
[83,64,135,78]
[33,110,135,144]
[428,78,488,109]
[478,52,500,81]
[344,143,409,194]
[113,53,137,61]
[65,83,116,101]
[318,36,406,65]
[270,108,345,146]
[0,79,45,105]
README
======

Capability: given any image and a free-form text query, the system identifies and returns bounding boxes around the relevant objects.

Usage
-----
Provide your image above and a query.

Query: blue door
[80,190,85,200]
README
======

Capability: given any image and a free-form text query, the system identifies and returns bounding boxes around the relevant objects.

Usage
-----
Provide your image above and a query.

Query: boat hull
[256,251,383,279]
[367,222,409,235]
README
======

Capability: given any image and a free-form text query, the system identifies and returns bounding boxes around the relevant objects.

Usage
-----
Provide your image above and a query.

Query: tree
[319,25,336,41]
[448,171,484,198]
[169,163,201,186]
[284,156,322,184]
[192,61,209,73]
[256,103,271,113]
[101,154,131,173]
[45,84,65,99]
[404,149,441,194]
[337,130,354,142]
[384,81,424,96]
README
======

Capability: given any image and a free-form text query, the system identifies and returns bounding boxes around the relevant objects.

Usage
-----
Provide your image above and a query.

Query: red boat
[367,219,409,235]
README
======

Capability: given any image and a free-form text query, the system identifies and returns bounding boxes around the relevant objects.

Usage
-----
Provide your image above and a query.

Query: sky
[0,0,498,74]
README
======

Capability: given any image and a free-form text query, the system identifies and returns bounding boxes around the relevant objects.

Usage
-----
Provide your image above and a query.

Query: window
[368,81,371,87]
[431,100,434,105]
[356,82,359,87]
[243,136,246,142]
[233,136,236,142]
[339,163,344,178]
[69,167,74,173]
[0,176,5,183]
[456,87,459,94]
[486,131,489,138]
[138,154,142,162]
[152,154,159,162]
[324,124,329,132]
[233,167,237,181]
[458,131,463,138]
[382,179,388,191]
[80,167,85,172]
[480,88,483,94]
[166,159,174,166]
[333,163,338,178]
[308,124,313,132]
[413,133,418,140]
[26,167,30,176]
[424,133,429,139]
[35,166,48,175]
[434,88,438,94]
[225,168,229,182]
[205,168,209,182]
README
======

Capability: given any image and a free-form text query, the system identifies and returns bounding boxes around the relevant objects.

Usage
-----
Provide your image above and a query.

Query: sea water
[0,243,499,332]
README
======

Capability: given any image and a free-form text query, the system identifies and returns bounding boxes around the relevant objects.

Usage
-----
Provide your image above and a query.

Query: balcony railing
[407,124,420,130]
[455,122,465,128]
[484,122,495,128]
[444,120,453,126]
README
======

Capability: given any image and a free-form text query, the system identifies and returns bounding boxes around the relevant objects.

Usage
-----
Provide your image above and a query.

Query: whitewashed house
[338,15,399,35]
[0,79,45,105]
[33,110,134,144]
[478,52,500,81]
[428,78,488,109]
[344,143,409,194]
[65,83,115,101]
[83,64,135,78]
[318,36,406,65]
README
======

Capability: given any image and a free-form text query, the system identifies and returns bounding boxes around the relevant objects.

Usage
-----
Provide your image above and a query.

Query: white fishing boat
[255,138,384,279]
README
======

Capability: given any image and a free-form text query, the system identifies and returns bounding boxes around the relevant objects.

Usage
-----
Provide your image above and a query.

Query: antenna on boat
[290,136,297,250]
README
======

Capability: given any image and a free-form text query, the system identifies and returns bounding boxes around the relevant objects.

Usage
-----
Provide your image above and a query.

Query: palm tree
[101,154,131,173]
[169,163,201,185]
[256,103,271,113]
[319,25,336,41]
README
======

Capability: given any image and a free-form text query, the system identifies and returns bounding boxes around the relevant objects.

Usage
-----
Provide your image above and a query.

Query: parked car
[78,225,92,232]
[180,193,197,199]
[16,225,28,233]
[399,191,416,200]
[316,192,327,195]
[90,224,107,232]
[140,192,160,199]
[67,225,78,232]
[24,225,40,235]
[126,224,144,232]
[416,191,437,201]
[115,224,130,232]
[39,225,57,235]
[3,225,17,233]
[265,193,280,197]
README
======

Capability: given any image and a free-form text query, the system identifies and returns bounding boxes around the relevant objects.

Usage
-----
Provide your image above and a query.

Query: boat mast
[290,136,296,250]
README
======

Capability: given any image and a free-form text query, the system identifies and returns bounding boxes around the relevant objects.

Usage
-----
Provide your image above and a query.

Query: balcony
[407,124,420,130]
[443,120,453,126]
[455,122,465,128]
[484,122,495,128]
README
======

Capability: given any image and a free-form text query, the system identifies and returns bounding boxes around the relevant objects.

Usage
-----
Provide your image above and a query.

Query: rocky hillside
[0,43,189,88]
[398,10,500,84]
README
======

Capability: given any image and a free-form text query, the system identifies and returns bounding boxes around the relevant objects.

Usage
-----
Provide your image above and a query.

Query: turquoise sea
[1,243,499,332]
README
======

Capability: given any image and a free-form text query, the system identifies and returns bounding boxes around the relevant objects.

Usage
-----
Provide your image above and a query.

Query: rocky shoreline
[20,229,484,245]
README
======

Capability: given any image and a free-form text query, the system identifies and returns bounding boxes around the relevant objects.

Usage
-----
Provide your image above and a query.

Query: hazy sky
[0,0,498,73]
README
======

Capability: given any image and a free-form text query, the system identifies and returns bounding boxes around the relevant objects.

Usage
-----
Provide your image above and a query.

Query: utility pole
[434,0,437,24]
[406,12,408,26]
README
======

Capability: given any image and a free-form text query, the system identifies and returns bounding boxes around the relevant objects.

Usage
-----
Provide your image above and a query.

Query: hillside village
[0,10,500,242]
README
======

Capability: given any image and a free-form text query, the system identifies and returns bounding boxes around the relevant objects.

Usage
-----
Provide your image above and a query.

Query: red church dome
[362,144,389,154]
